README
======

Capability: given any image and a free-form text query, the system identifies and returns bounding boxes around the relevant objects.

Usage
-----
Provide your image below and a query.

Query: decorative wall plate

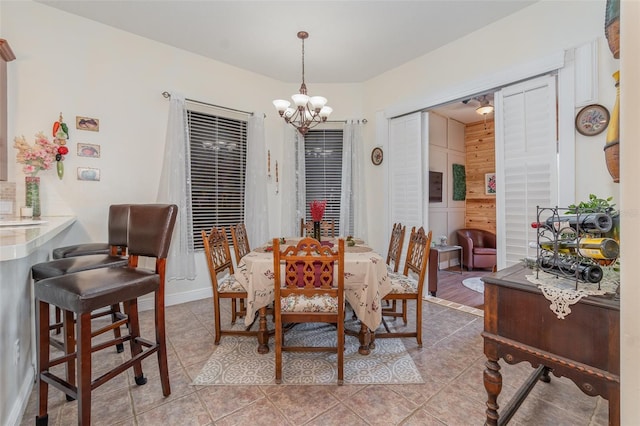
[371,147,383,165]
[575,104,610,136]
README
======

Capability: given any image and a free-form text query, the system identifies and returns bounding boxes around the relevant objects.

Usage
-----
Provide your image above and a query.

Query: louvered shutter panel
[389,112,423,229]
[497,75,558,267]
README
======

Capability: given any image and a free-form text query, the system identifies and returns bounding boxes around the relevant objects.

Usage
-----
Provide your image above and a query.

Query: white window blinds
[188,109,247,249]
[304,129,343,230]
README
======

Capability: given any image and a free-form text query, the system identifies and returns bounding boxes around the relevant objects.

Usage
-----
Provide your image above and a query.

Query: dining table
[234,237,391,355]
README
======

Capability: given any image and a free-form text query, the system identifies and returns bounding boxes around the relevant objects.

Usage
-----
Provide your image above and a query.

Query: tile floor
[20,298,609,425]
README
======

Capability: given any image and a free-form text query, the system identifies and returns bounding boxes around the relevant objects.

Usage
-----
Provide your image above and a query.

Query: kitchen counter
[0,215,75,426]
[0,216,76,261]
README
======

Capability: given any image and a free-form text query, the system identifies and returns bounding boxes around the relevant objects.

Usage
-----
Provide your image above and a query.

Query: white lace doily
[525,268,619,319]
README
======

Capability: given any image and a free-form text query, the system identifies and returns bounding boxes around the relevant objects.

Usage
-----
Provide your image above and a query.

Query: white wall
[2,1,364,303]
[428,112,465,258]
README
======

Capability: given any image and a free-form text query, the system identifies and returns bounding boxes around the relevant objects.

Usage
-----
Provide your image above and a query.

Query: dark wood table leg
[609,384,620,426]
[428,249,438,297]
[257,306,269,354]
[357,322,371,355]
[484,358,502,426]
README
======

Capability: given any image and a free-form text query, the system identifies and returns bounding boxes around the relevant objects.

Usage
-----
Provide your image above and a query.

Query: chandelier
[273,31,332,135]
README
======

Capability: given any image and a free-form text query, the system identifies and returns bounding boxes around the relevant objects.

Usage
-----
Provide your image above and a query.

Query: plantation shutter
[389,112,424,229]
[188,107,247,249]
[495,74,558,267]
[304,129,343,229]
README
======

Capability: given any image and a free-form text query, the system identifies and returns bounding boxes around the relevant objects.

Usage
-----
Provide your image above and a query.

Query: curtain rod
[162,91,255,116]
[325,119,368,124]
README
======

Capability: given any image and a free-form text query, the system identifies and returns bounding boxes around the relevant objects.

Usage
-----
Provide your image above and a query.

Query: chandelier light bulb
[319,106,333,118]
[291,93,309,108]
[273,99,291,115]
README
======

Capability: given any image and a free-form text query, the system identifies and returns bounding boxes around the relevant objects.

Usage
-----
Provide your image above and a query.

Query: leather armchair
[455,228,497,271]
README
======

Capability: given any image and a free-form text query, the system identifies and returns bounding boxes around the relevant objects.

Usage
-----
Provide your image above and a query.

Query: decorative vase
[605,0,620,59]
[313,221,321,241]
[25,176,41,218]
[604,70,620,183]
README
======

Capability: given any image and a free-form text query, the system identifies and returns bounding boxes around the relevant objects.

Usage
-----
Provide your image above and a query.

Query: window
[188,108,247,249]
[304,129,344,231]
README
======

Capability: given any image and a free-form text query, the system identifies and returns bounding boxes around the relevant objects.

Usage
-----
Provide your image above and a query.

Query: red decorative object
[310,200,326,222]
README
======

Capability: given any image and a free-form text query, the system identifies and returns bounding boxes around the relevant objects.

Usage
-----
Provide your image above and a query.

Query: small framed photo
[485,173,496,195]
[77,143,100,158]
[77,167,100,181]
[76,116,99,132]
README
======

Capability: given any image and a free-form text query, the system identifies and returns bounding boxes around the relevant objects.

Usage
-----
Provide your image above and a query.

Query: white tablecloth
[235,238,390,330]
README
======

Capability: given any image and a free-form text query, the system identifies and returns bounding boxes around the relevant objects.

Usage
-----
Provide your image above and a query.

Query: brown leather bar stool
[51,204,130,259]
[32,204,130,348]
[35,204,178,426]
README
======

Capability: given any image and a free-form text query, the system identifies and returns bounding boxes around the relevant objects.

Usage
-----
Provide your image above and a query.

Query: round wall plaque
[575,104,610,136]
[371,147,383,165]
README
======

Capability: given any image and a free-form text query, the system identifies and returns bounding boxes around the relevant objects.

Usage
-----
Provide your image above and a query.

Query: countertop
[0,216,76,261]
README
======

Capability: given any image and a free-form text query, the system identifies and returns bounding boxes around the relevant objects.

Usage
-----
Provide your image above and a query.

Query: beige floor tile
[197,384,266,421]
[214,397,291,426]
[266,385,340,424]
[135,393,212,426]
[304,402,368,425]
[342,385,418,425]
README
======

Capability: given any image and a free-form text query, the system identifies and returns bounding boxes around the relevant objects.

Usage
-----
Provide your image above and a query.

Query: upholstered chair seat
[388,274,419,294]
[280,293,339,313]
[217,274,245,293]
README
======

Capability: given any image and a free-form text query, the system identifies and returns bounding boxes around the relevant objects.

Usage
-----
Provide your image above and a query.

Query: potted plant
[567,194,619,241]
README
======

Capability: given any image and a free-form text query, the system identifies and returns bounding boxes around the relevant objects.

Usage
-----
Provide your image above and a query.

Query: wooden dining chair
[377,226,432,348]
[229,223,251,265]
[273,237,345,384]
[382,222,406,318]
[202,226,257,345]
[300,218,335,238]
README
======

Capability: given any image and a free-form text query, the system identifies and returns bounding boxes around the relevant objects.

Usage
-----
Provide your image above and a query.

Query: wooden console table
[482,264,620,425]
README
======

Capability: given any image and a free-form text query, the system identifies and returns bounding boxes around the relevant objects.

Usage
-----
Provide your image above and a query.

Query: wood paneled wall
[464,120,496,233]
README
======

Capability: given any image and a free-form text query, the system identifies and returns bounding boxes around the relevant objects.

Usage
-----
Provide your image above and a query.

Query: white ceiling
[35,0,532,122]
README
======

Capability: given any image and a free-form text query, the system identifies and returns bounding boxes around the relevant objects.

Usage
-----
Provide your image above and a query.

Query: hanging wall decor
[452,163,466,201]
[52,113,69,179]
[76,116,99,132]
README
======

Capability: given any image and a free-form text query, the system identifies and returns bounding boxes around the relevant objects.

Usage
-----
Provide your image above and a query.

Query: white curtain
[244,114,270,247]
[157,92,196,281]
[340,121,367,240]
[280,126,305,237]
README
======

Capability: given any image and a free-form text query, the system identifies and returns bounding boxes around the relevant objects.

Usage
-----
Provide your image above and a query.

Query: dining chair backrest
[386,222,406,273]
[275,237,343,293]
[300,218,335,238]
[201,227,235,286]
[401,226,432,294]
[230,223,251,265]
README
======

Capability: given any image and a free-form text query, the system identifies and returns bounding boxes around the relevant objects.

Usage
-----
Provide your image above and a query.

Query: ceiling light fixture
[273,31,332,135]
[476,96,494,116]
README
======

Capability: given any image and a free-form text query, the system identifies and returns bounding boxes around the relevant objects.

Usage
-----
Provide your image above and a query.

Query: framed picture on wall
[485,173,496,195]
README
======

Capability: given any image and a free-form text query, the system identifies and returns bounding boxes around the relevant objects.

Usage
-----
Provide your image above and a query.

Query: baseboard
[138,286,213,312]
[8,365,35,426]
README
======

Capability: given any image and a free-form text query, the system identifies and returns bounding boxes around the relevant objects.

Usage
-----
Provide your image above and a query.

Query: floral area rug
[192,321,423,385]
[462,277,485,293]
